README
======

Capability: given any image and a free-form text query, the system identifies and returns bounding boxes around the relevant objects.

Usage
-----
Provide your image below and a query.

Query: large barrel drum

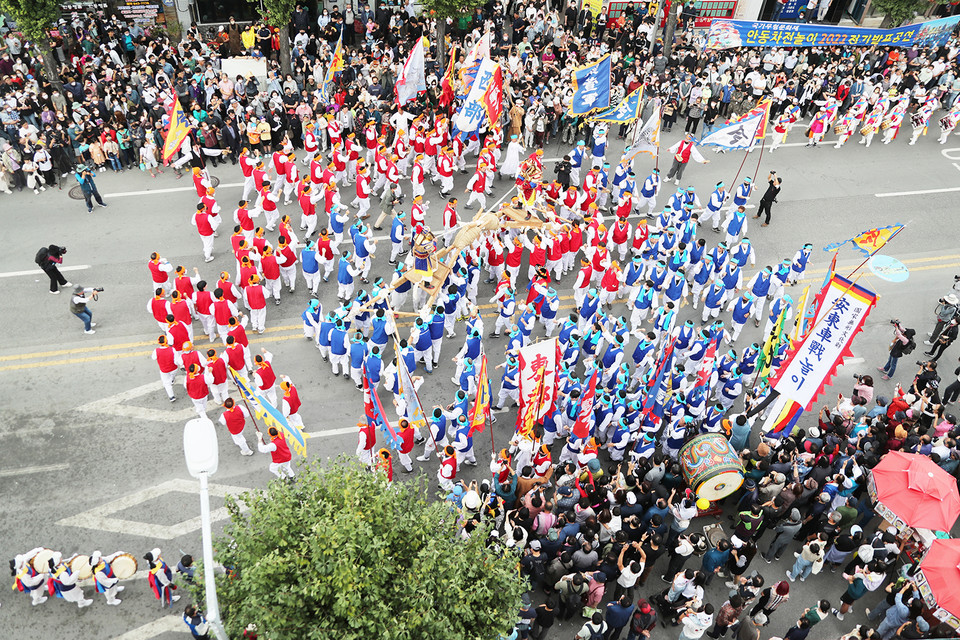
[679,433,744,501]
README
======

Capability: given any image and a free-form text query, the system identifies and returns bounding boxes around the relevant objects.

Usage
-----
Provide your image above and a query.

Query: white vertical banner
[518,338,559,420]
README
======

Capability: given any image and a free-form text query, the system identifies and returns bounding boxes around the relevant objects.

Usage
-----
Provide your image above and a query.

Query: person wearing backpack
[36,244,71,294]
[576,610,608,640]
[878,319,915,380]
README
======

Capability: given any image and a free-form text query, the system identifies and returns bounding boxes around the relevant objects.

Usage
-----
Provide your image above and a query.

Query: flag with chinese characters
[468,354,491,436]
[481,64,504,126]
[572,365,599,439]
[590,86,643,124]
[699,109,767,149]
[162,98,191,162]
[570,54,611,116]
[453,57,501,137]
[771,275,877,410]
[687,334,721,411]
[396,350,428,432]
[230,368,306,456]
[395,37,427,107]
[517,365,546,439]
[518,339,559,420]
[363,371,401,449]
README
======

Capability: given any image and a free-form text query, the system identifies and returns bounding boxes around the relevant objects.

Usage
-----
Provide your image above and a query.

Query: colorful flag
[755,303,790,384]
[318,34,344,104]
[395,37,427,107]
[396,350,428,432]
[699,109,767,149]
[570,54,612,116]
[363,373,402,449]
[517,365,546,439]
[688,334,721,409]
[572,365,599,439]
[162,98,191,162]
[439,46,457,108]
[230,368,306,456]
[823,224,904,256]
[458,33,491,95]
[736,99,772,140]
[761,396,804,440]
[590,86,643,123]
[626,103,662,161]
[518,339,559,420]
[792,285,814,345]
[640,337,676,428]
[468,354,491,436]
[771,275,877,410]
[453,57,501,137]
[481,64,504,126]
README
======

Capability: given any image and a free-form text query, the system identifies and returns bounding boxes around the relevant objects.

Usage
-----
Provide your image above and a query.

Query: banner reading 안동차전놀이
[704,14,960,50]
[771,275,877,411]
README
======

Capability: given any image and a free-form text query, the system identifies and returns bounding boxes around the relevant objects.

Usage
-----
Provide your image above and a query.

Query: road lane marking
[57,478,249,540]
[875,186,960,198]
[0,265,91,279]
[112,616,189,639]
[104,182,242,198]
[303,427,358,438]
[0,463,71,477]
[1,257,958,373]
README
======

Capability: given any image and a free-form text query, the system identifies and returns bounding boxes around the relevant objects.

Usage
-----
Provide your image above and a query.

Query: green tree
[871,0,925,26]
[201,457,525,640]
[0,0,63,91]
[419,0,485,61]
[248,0,295,75]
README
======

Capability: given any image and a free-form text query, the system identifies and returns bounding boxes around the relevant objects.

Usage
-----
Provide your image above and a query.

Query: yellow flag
[162,98,191,162]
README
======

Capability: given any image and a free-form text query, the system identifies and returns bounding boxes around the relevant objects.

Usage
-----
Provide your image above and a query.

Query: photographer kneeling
[70,285,104,335]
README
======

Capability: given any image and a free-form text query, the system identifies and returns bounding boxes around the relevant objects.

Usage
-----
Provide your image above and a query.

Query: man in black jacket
[36,244,71,294]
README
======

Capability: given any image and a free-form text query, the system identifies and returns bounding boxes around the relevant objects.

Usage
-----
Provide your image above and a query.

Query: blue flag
[230,368,307,456]
[590,87,643,124]
[640,337,676,428]
[570,54,611,116]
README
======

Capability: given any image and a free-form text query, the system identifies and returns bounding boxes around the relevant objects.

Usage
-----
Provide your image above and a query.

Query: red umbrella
[919,539,960,618]
[871,451,960,532]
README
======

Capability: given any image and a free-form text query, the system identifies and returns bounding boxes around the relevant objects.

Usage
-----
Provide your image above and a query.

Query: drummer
[11,547,49,606]
[47,551,93,608]
[89,550,126,605]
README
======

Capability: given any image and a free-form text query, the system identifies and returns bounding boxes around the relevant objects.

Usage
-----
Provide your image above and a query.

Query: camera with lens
[889,319,900,325]
[93,287,105,293]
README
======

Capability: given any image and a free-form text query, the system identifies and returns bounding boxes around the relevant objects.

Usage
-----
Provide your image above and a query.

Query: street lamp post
[183,417,230,640]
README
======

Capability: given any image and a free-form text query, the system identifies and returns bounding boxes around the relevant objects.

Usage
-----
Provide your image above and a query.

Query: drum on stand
[30,548,55,573]
[679,433,744,501]
[111,553,138,579]
[68,554,93,580]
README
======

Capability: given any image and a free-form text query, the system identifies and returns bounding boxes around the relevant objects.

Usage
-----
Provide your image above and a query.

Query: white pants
[210,382,229,404]
[264,278,281,301]
[60,586,93,608]
[191,397,208,417]
[159,369,176,399]
[231,432,254,455]
[303,214,318,237]
[198,313,216,341]
[397,450,414,472]
[331,353,349,376]
[259,385,277,407]
[496,387,519,408]
[242,174,256,200]
[250,307,266,332]
[701,208,722,229]
[268,461,296,478]
[100,584,123,605]
[466,191,486,209]
[200,234,215,261]
[440,175,453,195]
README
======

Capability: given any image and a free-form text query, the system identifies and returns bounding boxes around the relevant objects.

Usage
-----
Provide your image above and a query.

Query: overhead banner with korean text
[771,275,877,411]
[704,15,960,50]
[518,338,559,421]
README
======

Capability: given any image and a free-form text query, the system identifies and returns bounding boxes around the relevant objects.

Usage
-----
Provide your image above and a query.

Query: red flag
[572,366,599,439]
[517,366,546,438]
[439,46,457,108]
[481,64,504,126]
[468,354,491,436]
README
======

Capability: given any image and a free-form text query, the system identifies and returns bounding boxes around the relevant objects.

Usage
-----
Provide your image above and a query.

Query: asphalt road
[1,120,959,639]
